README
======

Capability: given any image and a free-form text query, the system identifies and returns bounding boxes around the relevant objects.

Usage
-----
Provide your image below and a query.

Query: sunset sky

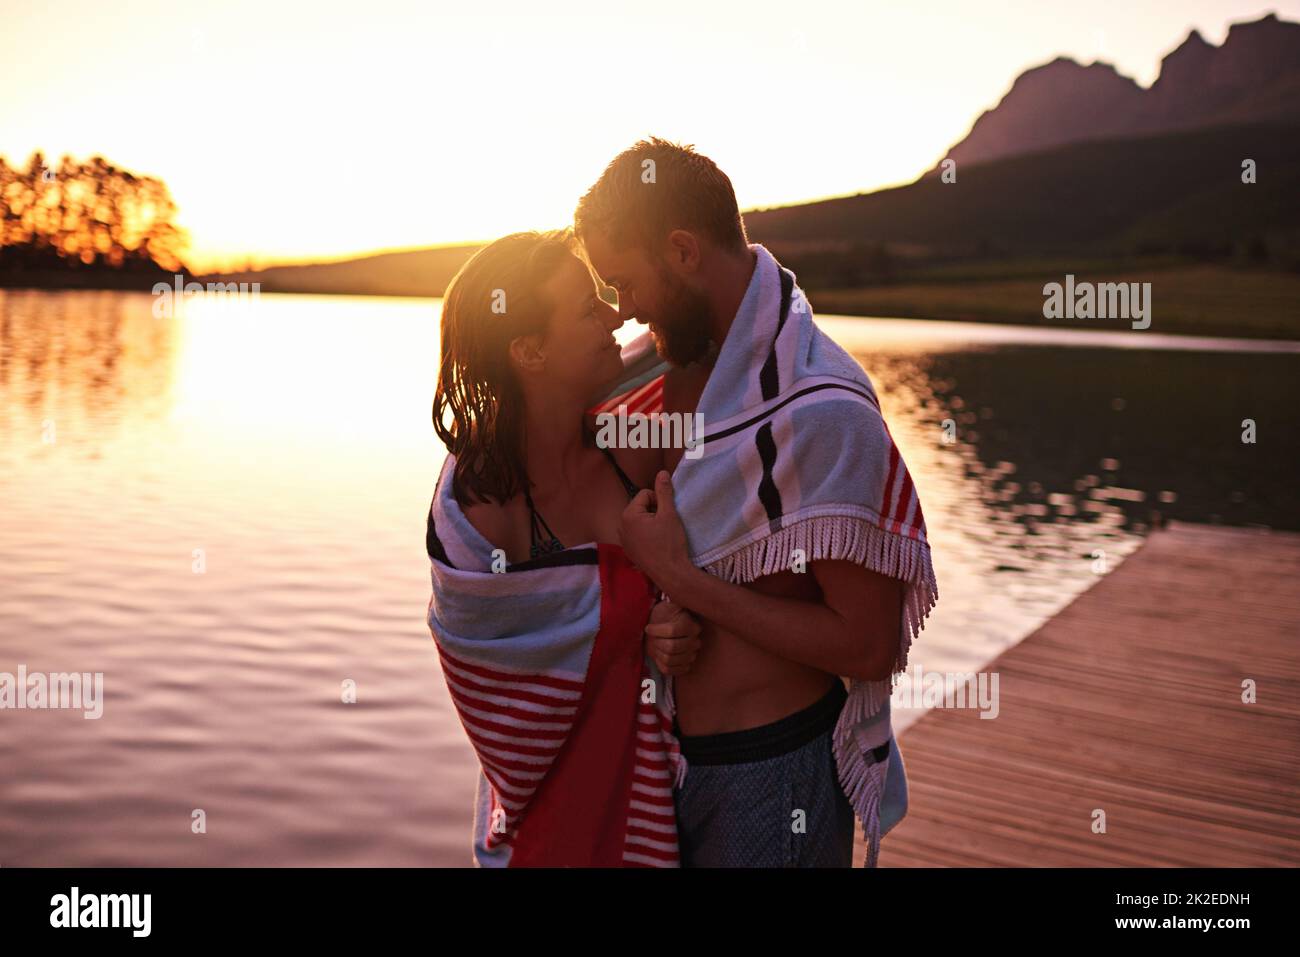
[3,0,1295,272]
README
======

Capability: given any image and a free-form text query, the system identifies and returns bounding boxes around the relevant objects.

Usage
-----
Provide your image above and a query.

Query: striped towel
[594,243,938,867]
[425,465,684,867]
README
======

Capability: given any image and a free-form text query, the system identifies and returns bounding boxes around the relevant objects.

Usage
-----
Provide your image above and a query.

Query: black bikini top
[524,446,639,558]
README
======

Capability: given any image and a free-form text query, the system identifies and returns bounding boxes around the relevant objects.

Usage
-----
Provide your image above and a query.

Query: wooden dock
[870,520,1300,867]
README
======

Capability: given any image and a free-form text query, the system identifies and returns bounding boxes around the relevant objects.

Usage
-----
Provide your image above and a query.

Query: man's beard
[651,271,713,367]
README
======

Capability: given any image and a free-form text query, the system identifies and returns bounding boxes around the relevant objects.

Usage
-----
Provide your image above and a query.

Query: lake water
[2,288,1296,866]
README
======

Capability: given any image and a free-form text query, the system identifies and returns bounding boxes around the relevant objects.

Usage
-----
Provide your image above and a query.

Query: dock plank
[868,520,1300,867]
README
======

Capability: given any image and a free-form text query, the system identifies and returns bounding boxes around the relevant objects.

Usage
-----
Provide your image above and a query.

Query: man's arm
[661,558,901,681]
[621,471,903,682]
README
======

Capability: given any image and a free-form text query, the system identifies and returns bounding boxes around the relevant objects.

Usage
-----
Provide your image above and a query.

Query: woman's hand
[644,597,702,676]
[619,470,692,593]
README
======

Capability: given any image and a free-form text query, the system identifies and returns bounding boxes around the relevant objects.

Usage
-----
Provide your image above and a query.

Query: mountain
[934,13,1300,173]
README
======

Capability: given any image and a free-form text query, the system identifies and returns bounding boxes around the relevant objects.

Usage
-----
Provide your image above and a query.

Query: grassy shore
[5,260,1297,342]
[811,265,1300,341]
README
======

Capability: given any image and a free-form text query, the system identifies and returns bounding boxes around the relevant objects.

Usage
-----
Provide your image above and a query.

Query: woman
[426,230,699,867]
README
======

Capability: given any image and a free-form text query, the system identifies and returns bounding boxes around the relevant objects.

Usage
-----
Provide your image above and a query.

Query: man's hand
[644,597,702,676]
[619,470,692,592]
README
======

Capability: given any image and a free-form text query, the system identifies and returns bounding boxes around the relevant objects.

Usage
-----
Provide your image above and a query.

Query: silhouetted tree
[0,151,188,284]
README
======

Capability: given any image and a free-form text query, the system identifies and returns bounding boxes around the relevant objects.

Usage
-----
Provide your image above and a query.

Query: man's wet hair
[575,137,748,254]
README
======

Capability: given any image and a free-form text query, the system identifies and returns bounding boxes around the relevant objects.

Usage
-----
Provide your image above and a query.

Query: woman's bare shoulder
[461,495,515,553]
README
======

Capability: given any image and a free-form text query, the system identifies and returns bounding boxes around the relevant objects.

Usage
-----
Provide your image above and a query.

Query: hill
[198,244,483,298]
[745,122,1300,288]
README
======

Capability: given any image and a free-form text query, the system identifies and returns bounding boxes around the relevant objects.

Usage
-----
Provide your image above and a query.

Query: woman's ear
[508,334,546,374]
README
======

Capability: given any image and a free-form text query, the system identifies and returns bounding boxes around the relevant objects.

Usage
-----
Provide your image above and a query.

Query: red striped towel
[426,462,684,867]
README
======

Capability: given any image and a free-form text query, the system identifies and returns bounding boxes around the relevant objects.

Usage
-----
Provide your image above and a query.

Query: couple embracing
[425,139,938,868]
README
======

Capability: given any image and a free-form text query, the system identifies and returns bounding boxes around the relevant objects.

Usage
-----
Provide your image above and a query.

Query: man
[574,139,936,867]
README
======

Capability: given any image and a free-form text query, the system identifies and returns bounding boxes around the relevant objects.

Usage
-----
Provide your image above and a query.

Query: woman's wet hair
[433,230,577,506]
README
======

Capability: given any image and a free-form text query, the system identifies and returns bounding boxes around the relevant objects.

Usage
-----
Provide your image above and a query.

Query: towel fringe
[669,746,688,789]
[659,672,688,788]
[832,728,889,867]
[701,513,939,684]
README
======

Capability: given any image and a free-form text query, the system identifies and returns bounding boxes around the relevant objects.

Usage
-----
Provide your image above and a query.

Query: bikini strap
[597,445,641,500]
[523,486,563,557]
[523,448,638,558]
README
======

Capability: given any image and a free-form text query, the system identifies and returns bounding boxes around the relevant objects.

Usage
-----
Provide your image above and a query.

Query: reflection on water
[1,290,1295,865]
[832,326,1299,723]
